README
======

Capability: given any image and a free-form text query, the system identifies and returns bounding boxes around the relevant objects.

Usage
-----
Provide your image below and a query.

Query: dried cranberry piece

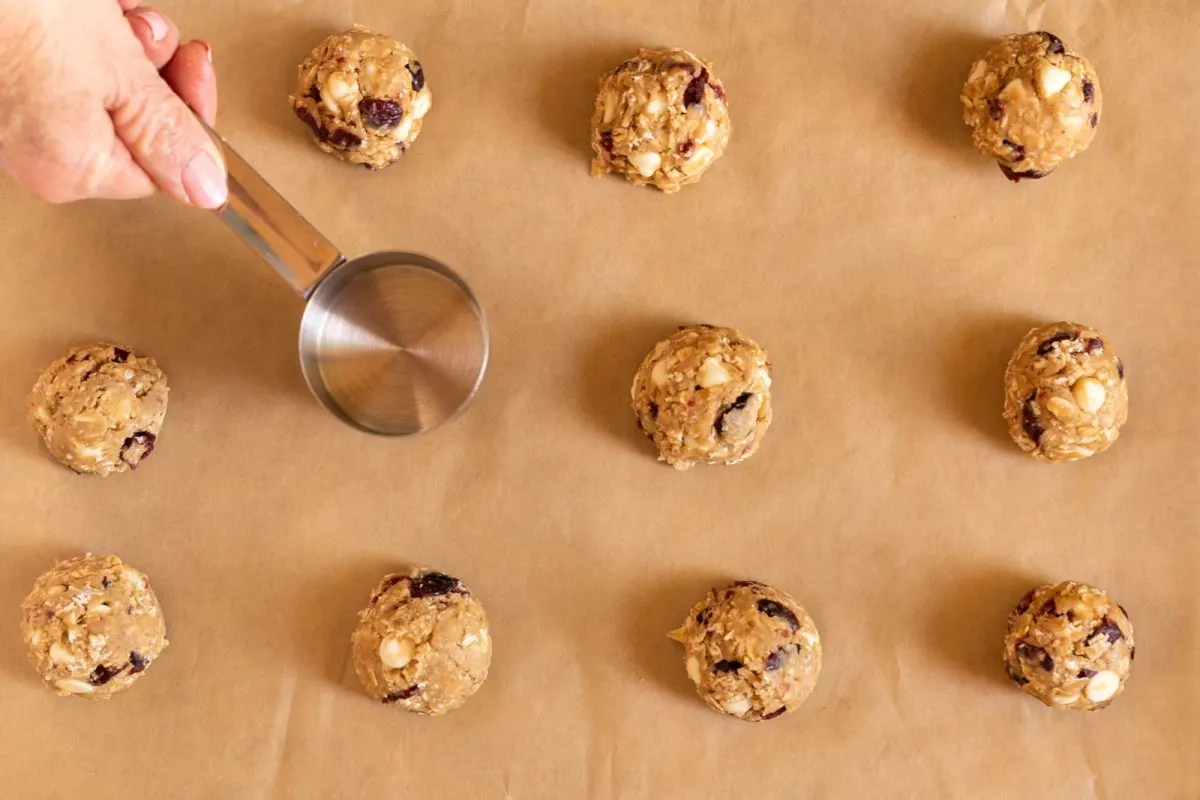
[1014,588,1037,615]
[1037,331,1077,355]
[1016,642,1054,671]
[1006,663,1030,685]
[1039,32,1066,55]
[1021,395,1044,445]
[89,664,122,686]
[129,651,149,674]
[684,69,708,108]
[1084,338,1104,353]
[999,164,1048,182]
[119,432,157,467]
[711,82,727,104]
[695,608,711,626]
[294,107,323,137]
[359,98,404,131]
[715,392,754,437]
[733,580,765,589]
[764,648,788,671]
[1077,668,1097,678]
[407,61,425,92]
[101,576,112,589]
[1039,598,1057,616]
[1090,113,1099,128]
[1082,81,1094,103]
[1092,618,1124,645]
[305,85,321,102]
[987,98,1003,120]
[1118,604,1131,621]
[647,400,659,419]
[762,707,787,720]
[600,131,614,152]
[383,685,419,703]
[409,572,463,598]
[1116,358,1124,380]
[1002,139,1026,163]
[756,599,799,631]
[1130,646,1136,661]
[678,140,695,157]
[713,660,743,674]
[326,128,364,150]
[112,347,130,363]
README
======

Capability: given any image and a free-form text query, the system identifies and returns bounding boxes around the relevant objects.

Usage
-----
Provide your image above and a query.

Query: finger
[3,105,155,203]
[162,40,218,126]
[117,0,141,10]
[124,7,180,71]
[109,60,227,208]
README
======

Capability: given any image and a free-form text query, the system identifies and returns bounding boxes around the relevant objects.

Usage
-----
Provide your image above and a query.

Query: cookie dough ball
[670,581,821,721]
[1004,581,1134,710]
[962,32,1101,181]
[352,568,491,715]
[1003,321,1127,462]
[590,48,731,192]
[290,26,431,170]
[632,325,771,470]
[28,343,168,476]
[21,555,168,699]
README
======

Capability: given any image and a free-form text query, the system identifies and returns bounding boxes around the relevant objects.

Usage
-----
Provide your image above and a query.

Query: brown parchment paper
[1,0,1199,797]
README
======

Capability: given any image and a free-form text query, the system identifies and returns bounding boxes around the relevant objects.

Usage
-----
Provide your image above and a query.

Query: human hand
[0,0,227,208]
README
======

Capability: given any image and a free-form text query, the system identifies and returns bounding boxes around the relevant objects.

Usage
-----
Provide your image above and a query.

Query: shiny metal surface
[204,122,488,435]
[299,252,489,436]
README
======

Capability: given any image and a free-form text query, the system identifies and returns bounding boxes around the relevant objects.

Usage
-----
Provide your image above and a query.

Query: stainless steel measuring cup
[205,130,489,436]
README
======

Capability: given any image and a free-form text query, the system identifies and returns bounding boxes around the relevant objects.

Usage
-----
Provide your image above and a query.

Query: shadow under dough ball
[590,47,731,192]
[670,581,822,721]
[961,31,1101,181]
[21,555,168,699]
[631,324,772,470]
[290,25,431,170]
[1002,321,1127,462]
[27,342,168,476]
[351,568,492,715]
[1004,581,1134,710]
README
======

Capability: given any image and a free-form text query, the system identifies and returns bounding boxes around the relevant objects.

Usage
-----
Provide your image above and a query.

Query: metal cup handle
[202,121,344,298]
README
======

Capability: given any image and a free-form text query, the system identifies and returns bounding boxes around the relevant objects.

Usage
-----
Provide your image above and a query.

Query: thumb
[109,62,228,209]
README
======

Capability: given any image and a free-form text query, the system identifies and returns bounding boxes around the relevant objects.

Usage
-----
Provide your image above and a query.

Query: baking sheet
[2,0,1199,797]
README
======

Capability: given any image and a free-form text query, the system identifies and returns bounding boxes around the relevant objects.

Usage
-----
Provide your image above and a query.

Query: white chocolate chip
[87,602,111,615]
[28,630,42,646]
[1046,395,1078,422]
[378,637,414,670]
[410,91,432,120]
[1071,377,1107,415]
[645,93,666,115]
[56,679,95,695]
[461,632,478,647]
[326,76,354,101]
[968,59,988,83]
[602,91,617,124]
[696,118,718,144]
[392,116,414,142]
[798,630,819,647]
[697,357,731,388]
[685,656,701,685]
[1038,63,1073,98]
[1000,78,1032,103]
[724,696,751,716]
[1084,670,1121,703]
[681,146,714,176]
[650,359,671,387]
[1051,691,1081,706]
[628,150,662,178]
[49,642,74,665]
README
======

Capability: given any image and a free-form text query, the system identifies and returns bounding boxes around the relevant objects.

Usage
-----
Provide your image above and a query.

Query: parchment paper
[1,1,1198,797]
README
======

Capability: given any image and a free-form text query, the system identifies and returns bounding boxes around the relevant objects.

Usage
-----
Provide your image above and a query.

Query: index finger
[118,0,141,10]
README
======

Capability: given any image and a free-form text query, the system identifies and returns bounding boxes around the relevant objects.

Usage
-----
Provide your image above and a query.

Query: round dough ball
[961,32,1101,181]
[351,568,491,715]
[1004,581,1134,710]
[1003,321,1127,462]
[21,555,168,699]
[670,581,821,721]
[590,47,731,193]
[632,324,771,470]
[290,26,431,170]
[28,343,168,476]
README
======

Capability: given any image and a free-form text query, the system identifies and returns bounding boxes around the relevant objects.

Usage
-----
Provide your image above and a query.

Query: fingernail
[199,40,213,63]
[182,151,228,209]
[135,10,170,42]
